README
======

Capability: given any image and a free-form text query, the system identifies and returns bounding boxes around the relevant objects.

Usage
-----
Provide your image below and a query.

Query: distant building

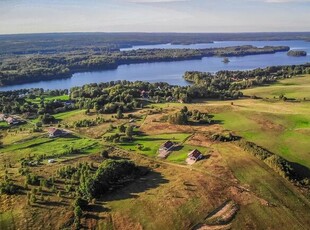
[158,141,174,158]
[6,117,20,125]
[186,149,203,164]
[48,128,66,138]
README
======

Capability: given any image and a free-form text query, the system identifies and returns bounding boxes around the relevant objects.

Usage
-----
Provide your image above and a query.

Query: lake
[1,40,309,91]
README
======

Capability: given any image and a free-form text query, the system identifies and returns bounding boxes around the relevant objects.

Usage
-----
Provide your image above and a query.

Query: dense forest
[0,45,289,86]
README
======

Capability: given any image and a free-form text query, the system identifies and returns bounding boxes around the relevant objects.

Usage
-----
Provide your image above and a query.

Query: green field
[0,134,101,164]
[26,95,70,104]
[114,132,208,163]
[117,133,189,156]
[242,74,310,99]
[212,101,310,169]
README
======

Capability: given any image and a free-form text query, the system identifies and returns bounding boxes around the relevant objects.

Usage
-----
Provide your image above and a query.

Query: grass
[0,121,9,128]
[0,134,102,164]
[0,211,16,230]
[117,133,191,157]
[167,145,207,163]
[212,100,310,169]
[26,94,69,104]
[217,143,310,229]
[242,74,310,99]
[53,109,85,120]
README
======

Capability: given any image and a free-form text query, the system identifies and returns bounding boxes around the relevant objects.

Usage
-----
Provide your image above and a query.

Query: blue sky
[0,0,309,34]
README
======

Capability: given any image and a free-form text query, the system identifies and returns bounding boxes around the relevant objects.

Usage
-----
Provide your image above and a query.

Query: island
[287,50,307,57]
[222,57,230,63]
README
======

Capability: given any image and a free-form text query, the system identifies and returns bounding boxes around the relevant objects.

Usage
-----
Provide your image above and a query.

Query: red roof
[162,141,174,149]
[188,149,202,159]
[48,128,63,135]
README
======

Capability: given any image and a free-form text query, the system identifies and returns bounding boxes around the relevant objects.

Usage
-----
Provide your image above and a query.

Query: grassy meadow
[243,74,310,99]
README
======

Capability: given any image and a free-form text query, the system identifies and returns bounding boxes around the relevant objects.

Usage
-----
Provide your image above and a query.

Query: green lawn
[114,132,208,163]
[213,108,310,169]
[26,94,70,104]
[0,121,9,128]
[53,109,85,120]
[117,133,190,157]
[0,134,101,163]
[242,74,310,99]
[167,145,208,163]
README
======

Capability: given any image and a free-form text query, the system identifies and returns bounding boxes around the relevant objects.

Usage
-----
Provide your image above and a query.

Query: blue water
[1,40,309,91]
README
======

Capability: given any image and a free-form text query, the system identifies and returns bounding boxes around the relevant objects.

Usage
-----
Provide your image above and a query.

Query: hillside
[0,74,310,229]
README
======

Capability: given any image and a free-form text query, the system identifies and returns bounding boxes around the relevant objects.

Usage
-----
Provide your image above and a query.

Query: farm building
[48,128,66,138]
[158,141,174,158]
[6,117,20,125]
[186,149,203,164]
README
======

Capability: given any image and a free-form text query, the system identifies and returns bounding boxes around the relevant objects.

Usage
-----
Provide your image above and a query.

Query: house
[186,149,203,164]
[158,141,174,158]
[48,128,65,138]
[6,117,20,125]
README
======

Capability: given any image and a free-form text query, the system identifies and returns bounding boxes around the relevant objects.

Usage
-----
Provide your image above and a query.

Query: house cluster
[158,140,204,164]
[48,127,67,138]
[0,114,22,125]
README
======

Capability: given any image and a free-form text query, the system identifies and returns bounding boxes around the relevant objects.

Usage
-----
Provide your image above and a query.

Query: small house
[186,149,203,164]
[158,141,174,158]
[160,141,174,152]
[6,117,20,125]
[48,128,65,138]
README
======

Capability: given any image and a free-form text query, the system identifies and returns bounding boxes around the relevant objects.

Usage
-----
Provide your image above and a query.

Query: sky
[0,0,309,34]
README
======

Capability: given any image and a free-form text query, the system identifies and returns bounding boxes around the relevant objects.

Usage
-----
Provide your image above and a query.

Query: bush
[26,173,40,186]
[0,181,19,195]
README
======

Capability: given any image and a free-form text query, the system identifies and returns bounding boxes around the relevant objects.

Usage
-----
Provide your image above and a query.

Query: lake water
[1,40,309,91]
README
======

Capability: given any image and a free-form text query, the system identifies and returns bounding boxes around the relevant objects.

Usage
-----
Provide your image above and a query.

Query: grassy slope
[0,134,101,165]
[211,99,310,169]
[216,143,310,229]
[242,74,310,99]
